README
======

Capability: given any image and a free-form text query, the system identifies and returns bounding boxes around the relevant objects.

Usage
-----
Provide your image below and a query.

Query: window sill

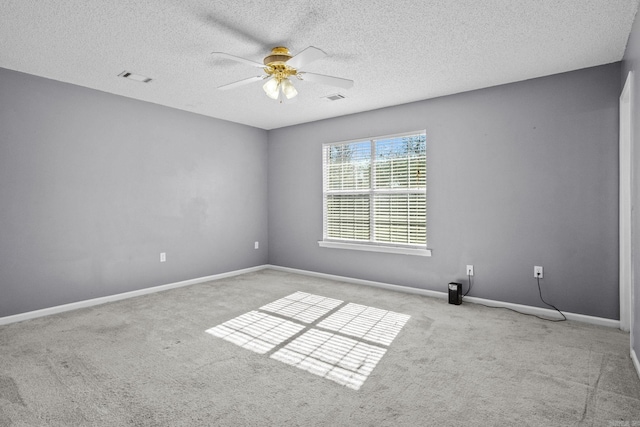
[318,241,432,257]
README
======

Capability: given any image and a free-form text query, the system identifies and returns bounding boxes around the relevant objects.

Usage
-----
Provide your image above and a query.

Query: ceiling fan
[211,46,354,102]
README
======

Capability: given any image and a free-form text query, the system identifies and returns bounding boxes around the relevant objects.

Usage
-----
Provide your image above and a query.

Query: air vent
[323,93,345,101]
[118,71,152,83]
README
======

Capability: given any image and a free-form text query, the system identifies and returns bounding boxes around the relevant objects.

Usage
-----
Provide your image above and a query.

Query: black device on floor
[448,282,462,305]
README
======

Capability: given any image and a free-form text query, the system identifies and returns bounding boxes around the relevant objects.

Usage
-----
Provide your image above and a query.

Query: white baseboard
[267,264,448,300]
[266,265,620,329]
[0,265,269,326]
[1,263,621,330]
[462,295,619,328]
[632,348,640,381]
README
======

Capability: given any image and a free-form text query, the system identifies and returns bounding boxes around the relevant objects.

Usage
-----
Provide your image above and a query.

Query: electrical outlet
[160,252,166,263]
[254,241,259,249]
[534,266,543,278]
[466,265,474,276]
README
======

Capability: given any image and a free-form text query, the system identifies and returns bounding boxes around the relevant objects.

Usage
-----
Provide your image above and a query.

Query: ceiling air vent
[118,71,152,83]
[323,93,345,101]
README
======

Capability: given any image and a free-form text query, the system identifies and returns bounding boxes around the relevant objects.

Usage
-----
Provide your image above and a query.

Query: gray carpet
[1,269,639,426]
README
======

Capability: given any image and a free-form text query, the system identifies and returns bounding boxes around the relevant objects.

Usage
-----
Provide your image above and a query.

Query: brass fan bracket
[264,63,298,82]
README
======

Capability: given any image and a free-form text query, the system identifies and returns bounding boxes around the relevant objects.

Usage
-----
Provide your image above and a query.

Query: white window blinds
[322,131,427,249]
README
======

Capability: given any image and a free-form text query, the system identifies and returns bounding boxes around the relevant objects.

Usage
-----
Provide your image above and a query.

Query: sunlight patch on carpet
[270,328,386,390]
[205,311,304,354]
[206,292,410,390]
[317,303,410,346]
[259,291,343,323]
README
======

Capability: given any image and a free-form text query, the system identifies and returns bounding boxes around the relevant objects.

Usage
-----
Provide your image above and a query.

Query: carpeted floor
[1,268,639,426]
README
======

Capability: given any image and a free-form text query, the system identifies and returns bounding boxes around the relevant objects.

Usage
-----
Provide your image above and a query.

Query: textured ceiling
[1,0,638,130]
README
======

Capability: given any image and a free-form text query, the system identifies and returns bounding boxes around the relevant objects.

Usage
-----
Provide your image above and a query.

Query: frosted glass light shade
[263,77,280,99]
[281,78,298,99]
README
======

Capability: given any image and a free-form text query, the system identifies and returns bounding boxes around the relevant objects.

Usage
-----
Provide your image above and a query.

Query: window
[319,131,430,256]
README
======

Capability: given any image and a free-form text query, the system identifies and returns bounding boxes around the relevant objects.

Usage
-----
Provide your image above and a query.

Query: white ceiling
[1,0,638,130]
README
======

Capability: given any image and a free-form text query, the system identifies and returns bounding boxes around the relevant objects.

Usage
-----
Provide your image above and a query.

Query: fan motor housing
[264,47,292,66]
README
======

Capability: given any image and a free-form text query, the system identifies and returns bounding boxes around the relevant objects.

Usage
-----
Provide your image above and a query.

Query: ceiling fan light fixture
[281,78,298,99]
[263,77,280,99]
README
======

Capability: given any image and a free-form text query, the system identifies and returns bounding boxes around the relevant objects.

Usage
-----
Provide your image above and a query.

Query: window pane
[323,132,426,248]
[374,135,426,189]
[326,195,370,240]
[374,194,426,244]
[325,142,371,191]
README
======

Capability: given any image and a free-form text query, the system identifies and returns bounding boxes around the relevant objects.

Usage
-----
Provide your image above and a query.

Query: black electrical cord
[463,272,566,322]
[535,275,566,321]
[473,302,566,322]
[463,273,473,297]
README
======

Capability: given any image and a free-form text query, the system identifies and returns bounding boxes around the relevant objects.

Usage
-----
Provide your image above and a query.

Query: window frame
[319,130,431,257]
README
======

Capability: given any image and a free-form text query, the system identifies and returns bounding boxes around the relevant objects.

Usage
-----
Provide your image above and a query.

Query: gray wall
[0,62,622,321]
[622,12,640,359]
[268,63,621,319]
[0,68,268,317]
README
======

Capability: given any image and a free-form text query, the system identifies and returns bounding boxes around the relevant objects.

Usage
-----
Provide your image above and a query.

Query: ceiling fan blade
[217,75,267,90]
[287,46,326,69]
[211,52,266,68]
[297,72,354,89]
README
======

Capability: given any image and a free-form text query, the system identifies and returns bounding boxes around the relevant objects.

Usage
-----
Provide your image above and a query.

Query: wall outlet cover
[534,266,543,278]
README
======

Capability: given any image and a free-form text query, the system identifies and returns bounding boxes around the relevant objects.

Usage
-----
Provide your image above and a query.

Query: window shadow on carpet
[206,292,410,390]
